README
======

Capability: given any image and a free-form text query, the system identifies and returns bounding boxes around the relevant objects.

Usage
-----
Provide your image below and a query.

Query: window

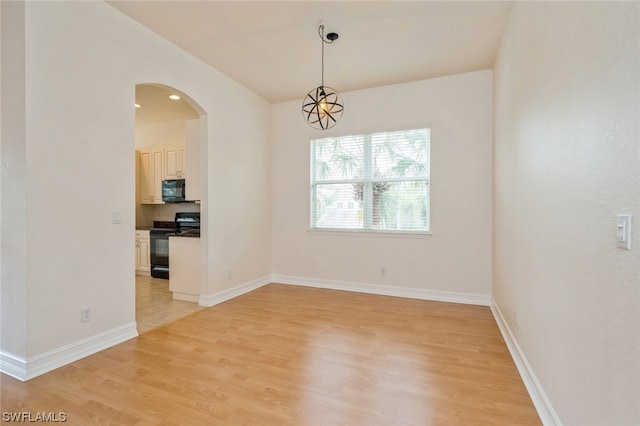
[311,128,430,233]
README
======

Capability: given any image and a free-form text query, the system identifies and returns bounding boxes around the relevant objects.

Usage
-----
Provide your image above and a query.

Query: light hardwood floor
[136,275,205,334]
[1,284,540,425]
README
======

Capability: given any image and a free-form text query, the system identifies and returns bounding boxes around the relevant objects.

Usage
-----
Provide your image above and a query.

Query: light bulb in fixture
[318,91,328,113]
[168,94,181,100]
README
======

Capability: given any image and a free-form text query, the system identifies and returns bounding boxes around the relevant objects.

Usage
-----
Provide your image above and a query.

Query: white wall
[1,1,271,377]
[1,1,28,360]
[271,71,493,299]
[135,118,188,150]
[493,2,640,424]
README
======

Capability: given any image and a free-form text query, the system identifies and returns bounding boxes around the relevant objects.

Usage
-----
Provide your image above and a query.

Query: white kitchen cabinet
[168,236,201,302]
[138,149,164,204]
[135,230,150,276]
[164,146,187,179]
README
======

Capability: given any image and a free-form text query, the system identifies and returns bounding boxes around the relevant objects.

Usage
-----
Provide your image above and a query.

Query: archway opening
[133,83,207,334]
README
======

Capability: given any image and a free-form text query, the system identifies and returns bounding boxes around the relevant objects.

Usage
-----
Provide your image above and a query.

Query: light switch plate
[112,211,122,224]
[616,214,631,249]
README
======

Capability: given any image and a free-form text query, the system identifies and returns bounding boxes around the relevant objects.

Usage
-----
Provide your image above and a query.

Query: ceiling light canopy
[302,25,343,130]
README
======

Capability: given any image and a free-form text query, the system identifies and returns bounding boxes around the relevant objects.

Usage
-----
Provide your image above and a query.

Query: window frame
[309,128,431,235]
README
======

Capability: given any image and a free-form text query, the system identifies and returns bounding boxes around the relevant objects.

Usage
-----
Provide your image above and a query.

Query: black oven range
[149,212,200,279]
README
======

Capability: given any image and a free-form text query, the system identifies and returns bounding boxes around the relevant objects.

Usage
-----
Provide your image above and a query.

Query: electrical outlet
[227,270,233,279]
[380,267,386,276]
[81,307,92,322]
[514,310,519,327]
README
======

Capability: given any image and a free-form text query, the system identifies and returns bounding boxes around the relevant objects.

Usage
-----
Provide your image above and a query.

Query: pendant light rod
[320,25,325,87]
[318,25,339,89]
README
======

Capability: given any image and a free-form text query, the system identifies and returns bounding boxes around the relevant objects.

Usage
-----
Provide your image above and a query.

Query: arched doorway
[133,83,207,334]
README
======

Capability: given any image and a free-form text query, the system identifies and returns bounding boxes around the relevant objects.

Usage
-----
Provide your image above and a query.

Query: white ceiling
[111,1,513,104]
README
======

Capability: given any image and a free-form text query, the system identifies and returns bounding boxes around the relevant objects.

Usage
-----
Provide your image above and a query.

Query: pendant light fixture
[302,25,343,130]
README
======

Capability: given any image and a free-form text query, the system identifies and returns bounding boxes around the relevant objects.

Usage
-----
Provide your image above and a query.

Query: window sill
[307,228,432,239]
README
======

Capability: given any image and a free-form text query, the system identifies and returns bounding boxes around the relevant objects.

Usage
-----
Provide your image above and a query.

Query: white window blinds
[311,128,430,232]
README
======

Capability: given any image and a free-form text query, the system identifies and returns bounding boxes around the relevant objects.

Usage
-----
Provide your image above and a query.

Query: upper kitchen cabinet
[164,146,187,179]
[138,149,164,204]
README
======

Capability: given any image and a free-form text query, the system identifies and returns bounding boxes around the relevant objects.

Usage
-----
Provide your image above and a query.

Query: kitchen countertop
[167,232,200,238]
[136,226,152,231]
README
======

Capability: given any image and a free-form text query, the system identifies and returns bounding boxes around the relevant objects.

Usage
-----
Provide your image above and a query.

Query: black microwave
[162,179,186,202]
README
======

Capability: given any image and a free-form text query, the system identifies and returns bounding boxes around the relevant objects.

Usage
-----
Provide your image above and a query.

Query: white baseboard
[173,292,200,303]
[0,322,138,382]
[271,274,492,306]
[491,299,562,426]
[199,275,271,307]
[0,351,28,381]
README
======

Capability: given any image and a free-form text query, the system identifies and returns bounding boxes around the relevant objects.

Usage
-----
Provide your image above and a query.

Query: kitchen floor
[135,275,205,334]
